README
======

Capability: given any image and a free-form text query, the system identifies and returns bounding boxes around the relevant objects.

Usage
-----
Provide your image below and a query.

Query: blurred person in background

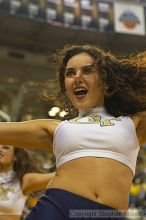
[129,178,142,207]
[0,45,145,219]
[0,145,55,220]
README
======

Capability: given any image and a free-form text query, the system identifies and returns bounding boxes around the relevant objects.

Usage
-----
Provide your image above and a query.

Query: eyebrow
[65,63,95,71]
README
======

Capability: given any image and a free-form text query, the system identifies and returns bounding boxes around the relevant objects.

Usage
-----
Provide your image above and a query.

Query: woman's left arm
[22,172,56,196]
[136,111,146,145]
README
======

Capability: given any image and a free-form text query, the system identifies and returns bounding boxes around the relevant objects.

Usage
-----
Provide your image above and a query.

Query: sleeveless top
[0,170,27,215]
[53,107,140,175]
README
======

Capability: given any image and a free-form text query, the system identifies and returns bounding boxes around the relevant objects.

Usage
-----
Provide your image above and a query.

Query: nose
[74,74,84,86]
[74,70,83,78]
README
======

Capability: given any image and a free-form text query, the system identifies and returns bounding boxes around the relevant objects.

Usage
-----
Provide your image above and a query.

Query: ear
[98,81,109,96]
[104,84,109,96]
[13,156,17,161]
[98,81,105,91]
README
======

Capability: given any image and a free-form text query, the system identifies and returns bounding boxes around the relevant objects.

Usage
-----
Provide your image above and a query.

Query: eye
[2,145,12,151]
[82,65,96,75]
[64,69,76,78]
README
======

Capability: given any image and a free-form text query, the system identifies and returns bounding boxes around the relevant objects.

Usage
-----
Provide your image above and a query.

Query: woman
[0,45,145,219]
[0,145,55,220]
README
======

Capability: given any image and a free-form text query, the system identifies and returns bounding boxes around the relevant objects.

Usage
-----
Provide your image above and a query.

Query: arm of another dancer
[0,119,61,150]
[136,111,146,145]
[22,172,56,195]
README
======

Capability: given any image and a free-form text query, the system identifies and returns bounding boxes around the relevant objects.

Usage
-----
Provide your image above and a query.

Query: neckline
[0,170,15,186]
[78,106,106,117]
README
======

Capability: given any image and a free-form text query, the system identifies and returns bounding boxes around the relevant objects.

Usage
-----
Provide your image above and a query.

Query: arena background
[0,1,146,219]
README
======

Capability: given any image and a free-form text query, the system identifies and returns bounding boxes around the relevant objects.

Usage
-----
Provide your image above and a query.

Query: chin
[75,104,94,110]
[73,98,101,110]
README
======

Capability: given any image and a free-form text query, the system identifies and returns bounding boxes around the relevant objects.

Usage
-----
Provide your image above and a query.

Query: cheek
[64,79,72,95]
[5,153,14,163]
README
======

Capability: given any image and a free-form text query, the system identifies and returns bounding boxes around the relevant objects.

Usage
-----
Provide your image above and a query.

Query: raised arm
[0,119,61,150]
[22,172,56,195]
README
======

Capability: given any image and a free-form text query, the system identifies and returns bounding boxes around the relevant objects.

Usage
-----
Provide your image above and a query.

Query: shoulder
[35,119,62,135]
[47,119,62,130]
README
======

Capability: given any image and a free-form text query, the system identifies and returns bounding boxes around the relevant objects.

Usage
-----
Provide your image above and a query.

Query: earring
[105,85,108,90]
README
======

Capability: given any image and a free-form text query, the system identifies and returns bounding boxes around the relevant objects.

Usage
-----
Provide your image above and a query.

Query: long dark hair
[53,44,146,118]
[13,148,44,185]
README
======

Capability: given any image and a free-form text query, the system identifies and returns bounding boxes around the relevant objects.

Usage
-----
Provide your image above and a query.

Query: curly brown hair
[54,44,146,118]
[13,148,44,185]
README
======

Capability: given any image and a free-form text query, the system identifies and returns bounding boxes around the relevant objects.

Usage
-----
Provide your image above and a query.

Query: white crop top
[53,107,140,175]
[0,170,27,215]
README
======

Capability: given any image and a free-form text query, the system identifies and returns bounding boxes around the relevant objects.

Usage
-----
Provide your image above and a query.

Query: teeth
[74,87,87,92]
[73,87,88,96]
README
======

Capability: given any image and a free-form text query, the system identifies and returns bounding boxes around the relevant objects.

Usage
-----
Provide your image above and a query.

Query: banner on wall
[46,0,62,23]
[114,2,145,35]
[97,1,114,32]
[0,0,145,36]
[63,0,81,27]
[80,0,98,30]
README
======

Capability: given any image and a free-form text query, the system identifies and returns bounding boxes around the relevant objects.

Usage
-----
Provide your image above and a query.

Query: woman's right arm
[0,119,61,150]
[22,172,56,195]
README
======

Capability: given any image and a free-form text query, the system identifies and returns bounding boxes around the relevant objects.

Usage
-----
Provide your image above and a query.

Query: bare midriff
[47,157,133,211]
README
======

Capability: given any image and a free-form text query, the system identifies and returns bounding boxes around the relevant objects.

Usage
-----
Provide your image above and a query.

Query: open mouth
[73,86,88,97]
